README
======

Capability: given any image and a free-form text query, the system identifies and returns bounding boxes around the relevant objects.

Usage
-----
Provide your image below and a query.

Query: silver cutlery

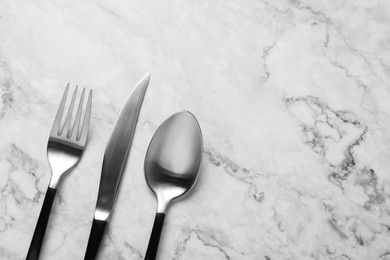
[144,111,203,260]
[84,74,150,260]
[27,85,92,260]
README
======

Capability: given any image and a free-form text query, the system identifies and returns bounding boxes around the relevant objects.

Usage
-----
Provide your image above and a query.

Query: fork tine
[61,86,78,136]
[70,87,85,139]
[51,84,69,136]
[78,90,92,143]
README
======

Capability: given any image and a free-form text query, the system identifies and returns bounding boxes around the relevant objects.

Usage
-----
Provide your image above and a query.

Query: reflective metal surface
[94,74,150,221]
[48,86,92,188]
[144,111,203,213]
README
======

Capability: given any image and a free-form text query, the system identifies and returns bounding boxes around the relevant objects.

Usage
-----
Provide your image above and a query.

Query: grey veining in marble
[0,0,390,259]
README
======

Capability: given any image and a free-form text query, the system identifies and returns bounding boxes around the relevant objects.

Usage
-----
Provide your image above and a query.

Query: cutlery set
[26,74,203,260]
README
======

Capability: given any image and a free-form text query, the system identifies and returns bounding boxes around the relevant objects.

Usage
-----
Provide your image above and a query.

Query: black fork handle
[26,187,57,260]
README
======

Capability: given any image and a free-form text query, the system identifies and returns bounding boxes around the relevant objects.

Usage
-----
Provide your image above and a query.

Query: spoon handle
[145,213,166,260]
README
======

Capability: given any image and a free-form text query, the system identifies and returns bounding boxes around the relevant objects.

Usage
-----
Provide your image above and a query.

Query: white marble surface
[0,0,390,259]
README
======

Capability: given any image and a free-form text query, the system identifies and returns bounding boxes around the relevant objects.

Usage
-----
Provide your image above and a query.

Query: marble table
[1,0,390,259]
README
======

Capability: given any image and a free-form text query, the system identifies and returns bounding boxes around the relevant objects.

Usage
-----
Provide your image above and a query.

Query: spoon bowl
[144,111,203,260]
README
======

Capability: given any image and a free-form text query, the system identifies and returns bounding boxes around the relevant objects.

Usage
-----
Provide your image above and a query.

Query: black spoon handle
[84,218,107,260]
[145,213,166,260]
[26,187,57,260]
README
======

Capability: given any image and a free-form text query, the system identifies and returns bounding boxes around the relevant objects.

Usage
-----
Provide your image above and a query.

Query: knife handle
[26,187,57,260]
[84,218,107,260]
[145,213,166,260]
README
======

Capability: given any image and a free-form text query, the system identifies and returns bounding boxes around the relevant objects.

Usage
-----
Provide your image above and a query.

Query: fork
[26,85,92,260]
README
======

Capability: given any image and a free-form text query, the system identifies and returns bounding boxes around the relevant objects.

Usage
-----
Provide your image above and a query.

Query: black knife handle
[84,218,107,260]
[26,187,57,260]
[145,213,166,260]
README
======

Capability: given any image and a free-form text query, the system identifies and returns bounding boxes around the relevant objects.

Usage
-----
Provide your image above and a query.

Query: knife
[84,74,150,260]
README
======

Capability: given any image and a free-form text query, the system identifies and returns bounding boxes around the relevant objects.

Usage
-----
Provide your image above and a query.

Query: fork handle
[26,187,57,260]
[84,218,107,260]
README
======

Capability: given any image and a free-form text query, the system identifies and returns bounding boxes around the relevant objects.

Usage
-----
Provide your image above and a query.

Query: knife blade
[84,73,150,260]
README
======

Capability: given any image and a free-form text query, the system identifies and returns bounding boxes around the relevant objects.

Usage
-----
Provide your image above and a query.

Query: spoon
[144,111,203,260]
